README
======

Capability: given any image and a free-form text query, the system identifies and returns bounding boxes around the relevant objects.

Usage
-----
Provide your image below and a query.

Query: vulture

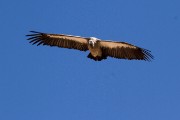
[26,31,154,61]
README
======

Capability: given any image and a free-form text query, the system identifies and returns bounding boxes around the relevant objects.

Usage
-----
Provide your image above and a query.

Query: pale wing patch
[46,34,88,44]
[100,41,137,49]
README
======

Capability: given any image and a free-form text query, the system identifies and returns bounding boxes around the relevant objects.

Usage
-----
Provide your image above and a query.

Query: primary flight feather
[26,31,154,61]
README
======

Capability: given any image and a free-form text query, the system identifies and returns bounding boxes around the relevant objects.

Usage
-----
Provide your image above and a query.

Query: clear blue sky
[0,0,180,120]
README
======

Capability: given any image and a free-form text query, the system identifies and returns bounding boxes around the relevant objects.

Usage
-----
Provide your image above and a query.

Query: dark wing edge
[100,41,154,61]
[26,31,89,51]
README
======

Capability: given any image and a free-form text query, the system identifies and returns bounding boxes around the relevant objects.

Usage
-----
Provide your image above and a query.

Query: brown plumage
[26,31,154,61]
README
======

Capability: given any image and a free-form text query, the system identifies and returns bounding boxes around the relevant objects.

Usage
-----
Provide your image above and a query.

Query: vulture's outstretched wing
[100,41,154,61]
[26,31,89,51]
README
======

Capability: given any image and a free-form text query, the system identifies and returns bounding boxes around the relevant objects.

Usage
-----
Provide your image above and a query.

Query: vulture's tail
[87,53,107,61]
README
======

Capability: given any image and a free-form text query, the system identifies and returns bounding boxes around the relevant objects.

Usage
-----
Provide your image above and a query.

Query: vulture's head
[89,37,98,47]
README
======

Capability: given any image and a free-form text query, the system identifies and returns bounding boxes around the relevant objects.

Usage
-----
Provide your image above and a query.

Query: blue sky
[0,0,180,120]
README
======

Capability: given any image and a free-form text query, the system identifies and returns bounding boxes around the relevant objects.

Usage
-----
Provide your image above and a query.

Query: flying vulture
[26,31,154,61]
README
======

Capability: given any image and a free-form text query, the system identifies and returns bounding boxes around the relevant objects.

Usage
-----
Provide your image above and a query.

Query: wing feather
[26,31,89,51]
[100,41,154,61]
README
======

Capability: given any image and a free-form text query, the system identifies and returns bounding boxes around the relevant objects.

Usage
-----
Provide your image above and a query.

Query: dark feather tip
[29,31,42,33]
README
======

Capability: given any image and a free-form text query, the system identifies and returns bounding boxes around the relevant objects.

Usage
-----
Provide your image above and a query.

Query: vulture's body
[26,31,154,61]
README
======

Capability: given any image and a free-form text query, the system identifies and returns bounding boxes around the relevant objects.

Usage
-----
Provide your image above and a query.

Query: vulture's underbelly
[88,45,102,57]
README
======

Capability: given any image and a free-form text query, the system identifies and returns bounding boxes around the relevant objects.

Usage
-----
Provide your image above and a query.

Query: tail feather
[87,53,107,61]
